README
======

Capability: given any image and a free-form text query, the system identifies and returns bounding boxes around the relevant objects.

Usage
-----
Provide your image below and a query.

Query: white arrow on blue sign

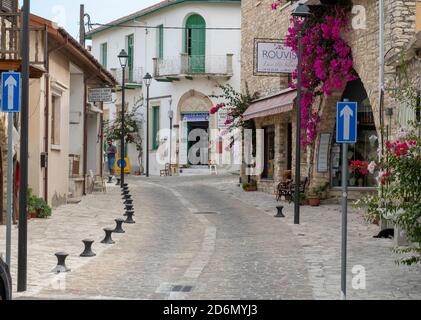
[336,101,358,144]
[1,71,21,113]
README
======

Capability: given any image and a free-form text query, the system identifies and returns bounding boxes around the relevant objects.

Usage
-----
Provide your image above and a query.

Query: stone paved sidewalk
[0,183,126,298]
[208,178,421,300]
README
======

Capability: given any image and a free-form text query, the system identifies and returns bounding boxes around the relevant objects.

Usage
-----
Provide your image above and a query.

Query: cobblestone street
[1,174,420,300]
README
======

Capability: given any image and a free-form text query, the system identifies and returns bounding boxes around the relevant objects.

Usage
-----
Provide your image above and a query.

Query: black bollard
[122,194,132,200]
[124,199,134,205]
[121,190,130,196]
[116,178,120,186]
[101,228,115,244]
[274,206,285,218]
[125,204,134,211]
[52,252,71,273]
[80,239,96,257]
[124,211,135,224]
[114,218,126,234]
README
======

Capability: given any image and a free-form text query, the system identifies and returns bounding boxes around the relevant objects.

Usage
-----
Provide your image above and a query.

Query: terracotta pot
[308,197,321,207]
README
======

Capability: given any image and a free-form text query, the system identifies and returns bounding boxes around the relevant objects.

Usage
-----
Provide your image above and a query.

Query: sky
[24,0,162,40]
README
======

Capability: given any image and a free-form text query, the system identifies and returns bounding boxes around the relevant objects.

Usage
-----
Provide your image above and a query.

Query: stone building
[241,0,419,199]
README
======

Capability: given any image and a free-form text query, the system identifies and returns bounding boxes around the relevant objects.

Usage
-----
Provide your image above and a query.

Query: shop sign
[254,39,297,75]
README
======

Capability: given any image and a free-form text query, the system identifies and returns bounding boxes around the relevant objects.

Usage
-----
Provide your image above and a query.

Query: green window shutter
[127,34,134,81]
[185,14,206,73]
[157,25,164,59]
[100,43,107,68]
[152,106,160,150]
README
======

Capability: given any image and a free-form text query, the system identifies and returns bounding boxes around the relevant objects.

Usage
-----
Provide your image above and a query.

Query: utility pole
[79,4,85,47]
[18,0,30,292]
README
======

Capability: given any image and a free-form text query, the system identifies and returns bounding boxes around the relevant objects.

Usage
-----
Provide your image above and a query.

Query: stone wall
[241,0,292,97]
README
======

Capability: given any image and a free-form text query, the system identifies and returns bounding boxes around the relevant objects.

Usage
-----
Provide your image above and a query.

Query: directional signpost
[336,100,358,300]
[1,71,21,269]
[2,72,21,113]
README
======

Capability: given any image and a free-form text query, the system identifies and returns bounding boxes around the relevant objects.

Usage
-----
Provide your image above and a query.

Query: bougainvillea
[274,4,356,145]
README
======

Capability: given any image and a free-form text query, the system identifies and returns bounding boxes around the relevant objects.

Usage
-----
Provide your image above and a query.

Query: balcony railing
[110,67,144,85]
[153,54,234,79]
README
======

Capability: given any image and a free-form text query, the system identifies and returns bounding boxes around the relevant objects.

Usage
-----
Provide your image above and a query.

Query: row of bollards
[52,182,136,274]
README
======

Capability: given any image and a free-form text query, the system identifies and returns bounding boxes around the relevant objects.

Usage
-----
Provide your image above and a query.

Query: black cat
[373,228,394,239]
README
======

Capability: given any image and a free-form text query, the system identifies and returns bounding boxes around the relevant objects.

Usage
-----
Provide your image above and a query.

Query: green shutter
[152,106,160,150]
[157,25,164,59]
[101,43,107,68]
[127,34,134,81]
[185,14,206,73]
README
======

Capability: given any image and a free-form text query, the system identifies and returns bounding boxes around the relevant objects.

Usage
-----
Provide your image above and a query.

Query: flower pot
[308,197,321,207]
[245,187,257,192]
[28,211,38,219]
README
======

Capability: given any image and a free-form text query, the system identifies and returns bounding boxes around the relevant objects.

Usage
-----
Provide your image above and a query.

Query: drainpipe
[379,0,385,152]
[83,78,88,195]
[100,102,104,178]
[43,26,49,202]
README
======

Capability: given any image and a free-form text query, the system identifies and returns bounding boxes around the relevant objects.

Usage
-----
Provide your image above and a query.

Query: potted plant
[27,188,52,219]
[27,188,38,219]
[242,180,257,192]
[307,188,322,207]
[300,192,308,206]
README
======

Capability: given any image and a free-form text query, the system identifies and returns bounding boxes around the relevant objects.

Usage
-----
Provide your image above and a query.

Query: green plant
[26,188,52,219]
[242,180,257,191]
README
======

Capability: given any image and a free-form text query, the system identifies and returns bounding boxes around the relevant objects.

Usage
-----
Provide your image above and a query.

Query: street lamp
[292,3,311,225]
[143,72,152,177]
[118,49,128,187]
[168,102,174,175]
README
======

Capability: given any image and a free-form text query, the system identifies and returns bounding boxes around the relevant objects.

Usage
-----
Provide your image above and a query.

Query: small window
[100,43,107,68]
[152,105,160,150]
[51,95,61,146]
[157,25,164,59]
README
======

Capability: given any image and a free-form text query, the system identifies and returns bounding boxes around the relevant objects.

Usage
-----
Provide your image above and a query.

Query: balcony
[110,66,144,87]
[0,2,46,78]
[153,53,234,82]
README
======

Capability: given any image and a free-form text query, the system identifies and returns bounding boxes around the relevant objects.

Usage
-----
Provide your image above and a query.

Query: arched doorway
[185,14,206,73]
[177,90,214,166]
[330,78,378,188]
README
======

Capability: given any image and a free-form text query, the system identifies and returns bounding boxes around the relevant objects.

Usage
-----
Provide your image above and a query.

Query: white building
[86,0,241,175]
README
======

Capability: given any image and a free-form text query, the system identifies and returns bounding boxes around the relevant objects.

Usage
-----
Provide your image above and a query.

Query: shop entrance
[187,121,209,165]
[262,125,275,180]
[331,78,378,188]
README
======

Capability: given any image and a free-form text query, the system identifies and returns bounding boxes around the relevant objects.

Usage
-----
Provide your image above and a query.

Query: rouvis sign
[255,41,297,74]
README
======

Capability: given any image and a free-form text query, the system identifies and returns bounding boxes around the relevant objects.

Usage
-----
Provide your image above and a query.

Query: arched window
[185,14,206,73]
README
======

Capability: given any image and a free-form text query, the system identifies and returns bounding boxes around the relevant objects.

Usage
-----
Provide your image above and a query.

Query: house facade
[27,15,115,208]
[241,0,418,200]
[87,0,241,176]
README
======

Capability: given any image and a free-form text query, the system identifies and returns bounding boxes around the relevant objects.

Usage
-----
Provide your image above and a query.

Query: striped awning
[243,89,296,121]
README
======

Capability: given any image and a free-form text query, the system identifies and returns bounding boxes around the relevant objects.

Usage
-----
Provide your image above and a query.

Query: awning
[243,88,296,121]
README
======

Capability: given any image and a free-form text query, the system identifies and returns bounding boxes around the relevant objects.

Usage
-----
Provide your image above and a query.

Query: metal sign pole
[6,112,13,267]
[18,0,30,292]
[341,142,348,300]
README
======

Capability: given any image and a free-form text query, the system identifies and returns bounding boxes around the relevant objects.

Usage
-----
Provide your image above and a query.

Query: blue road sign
[336,102,358,144]
[1,72,21,113]
[117,159,127,169]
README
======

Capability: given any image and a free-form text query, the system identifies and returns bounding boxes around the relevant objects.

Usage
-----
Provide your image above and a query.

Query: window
[152,105,160,150]
[126,34,134,82]
[185,14,206,73]
[157,25,164,59]
[100,42,107,68]
[51,95,61,146]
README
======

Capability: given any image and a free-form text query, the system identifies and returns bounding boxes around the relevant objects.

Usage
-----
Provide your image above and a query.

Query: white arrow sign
[5,75,17,111]
[340,105,354,140]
